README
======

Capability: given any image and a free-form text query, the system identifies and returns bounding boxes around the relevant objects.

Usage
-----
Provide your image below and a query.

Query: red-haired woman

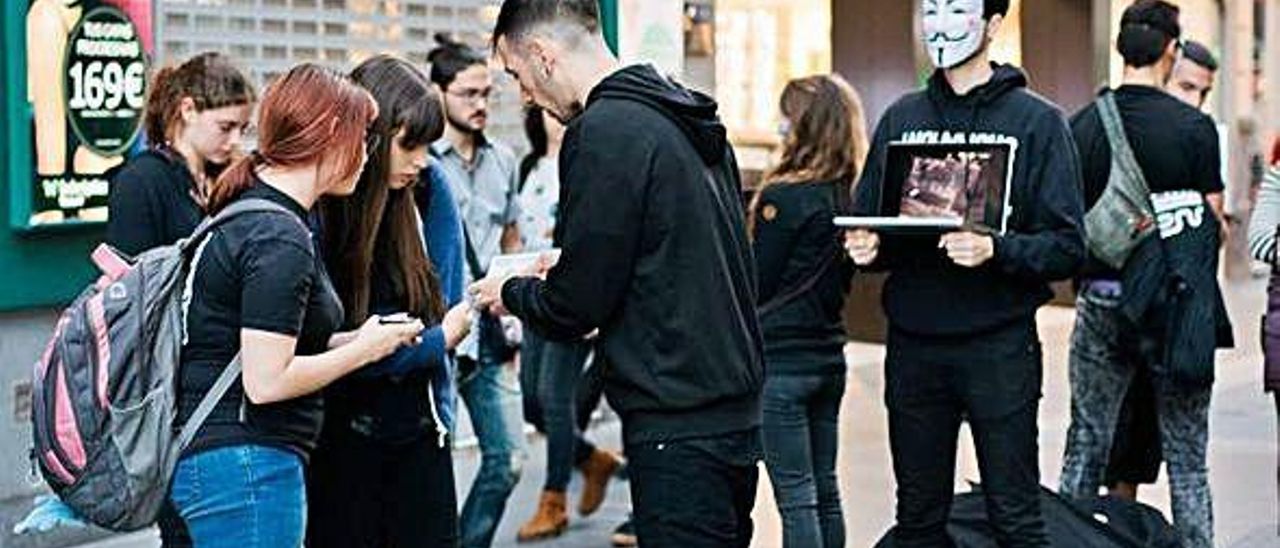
[167,64,422,547]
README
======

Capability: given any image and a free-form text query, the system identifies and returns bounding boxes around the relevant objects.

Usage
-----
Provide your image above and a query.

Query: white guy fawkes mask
[922,0,987,70]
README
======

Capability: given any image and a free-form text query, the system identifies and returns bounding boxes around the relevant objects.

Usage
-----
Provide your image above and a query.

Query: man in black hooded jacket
[471,1,764,546]
[845,0,1084,545]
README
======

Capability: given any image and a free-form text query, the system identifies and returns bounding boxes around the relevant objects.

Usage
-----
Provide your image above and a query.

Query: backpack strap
[1096,93,1154,200]
[180,198,299,253]
[175,198,302,449]
[176,353,241,450]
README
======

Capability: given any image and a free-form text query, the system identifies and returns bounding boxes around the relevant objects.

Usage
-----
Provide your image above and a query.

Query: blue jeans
[761,372,846,548]
[520,332,595,491]
[458,355,527,548]
[170,444,306,548]
[1059,288,1214,548]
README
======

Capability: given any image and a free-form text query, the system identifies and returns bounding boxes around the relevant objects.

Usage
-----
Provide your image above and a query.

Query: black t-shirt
[177,180,344,459]
[1072,85,1224,277]
[106,148,205,256]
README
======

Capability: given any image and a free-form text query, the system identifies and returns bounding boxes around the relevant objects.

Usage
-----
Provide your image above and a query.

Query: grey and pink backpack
[29,199,288,531]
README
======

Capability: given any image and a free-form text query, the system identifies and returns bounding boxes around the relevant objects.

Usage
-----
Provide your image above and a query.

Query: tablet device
[837,142,1016,234]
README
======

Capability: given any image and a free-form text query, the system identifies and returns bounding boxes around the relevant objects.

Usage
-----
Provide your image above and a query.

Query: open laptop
[835,141,1016,234]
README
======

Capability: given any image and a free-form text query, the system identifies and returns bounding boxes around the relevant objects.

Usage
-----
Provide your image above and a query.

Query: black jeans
[886,321,1047,548]
[158,500,192,546]
[306,420,458,547]
[628,428,762,547]
[520,331,596,491]
[761,372,846,548]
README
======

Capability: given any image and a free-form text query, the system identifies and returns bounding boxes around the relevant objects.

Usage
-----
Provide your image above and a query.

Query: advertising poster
[22,0,151,227]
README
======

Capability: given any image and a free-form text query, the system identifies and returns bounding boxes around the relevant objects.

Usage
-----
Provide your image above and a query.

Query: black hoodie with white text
[503,64,764,443]
[854,64,1086,336]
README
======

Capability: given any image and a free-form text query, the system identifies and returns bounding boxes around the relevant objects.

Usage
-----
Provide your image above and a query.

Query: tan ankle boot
[577,449,622,516]
[517,490,569,542]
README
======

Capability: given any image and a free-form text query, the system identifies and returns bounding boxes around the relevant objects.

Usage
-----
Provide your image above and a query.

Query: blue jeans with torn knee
[458,351,527,548]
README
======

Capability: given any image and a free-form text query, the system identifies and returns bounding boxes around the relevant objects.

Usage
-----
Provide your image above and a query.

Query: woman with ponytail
[168,64,423,547]
[749,74,867,548]
[107,52,255,256]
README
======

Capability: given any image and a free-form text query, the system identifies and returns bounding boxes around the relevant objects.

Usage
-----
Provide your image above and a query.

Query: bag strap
[176,353,241,450]
[175,198,300,449]
[461,225,486,280]
[180,198,297,253]
[759,181,851,317]
[1096,93,1154,201]
[758,251,840,317]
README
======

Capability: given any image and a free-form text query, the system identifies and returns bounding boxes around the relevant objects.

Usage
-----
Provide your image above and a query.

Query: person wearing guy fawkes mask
[844,0,1084,545]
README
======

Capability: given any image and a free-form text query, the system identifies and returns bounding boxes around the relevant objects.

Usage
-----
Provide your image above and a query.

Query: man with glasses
[427,34,526,548]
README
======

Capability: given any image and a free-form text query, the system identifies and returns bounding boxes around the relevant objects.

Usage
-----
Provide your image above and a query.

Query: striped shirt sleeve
[1248,166,1280,264]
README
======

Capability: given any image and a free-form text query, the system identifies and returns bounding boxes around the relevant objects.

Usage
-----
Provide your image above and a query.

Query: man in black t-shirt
[1102,37,1222,506]
[1058,3,1224,547]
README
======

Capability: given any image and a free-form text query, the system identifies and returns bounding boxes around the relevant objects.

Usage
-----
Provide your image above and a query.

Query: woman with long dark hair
[168,64,423,547]
[307,54,472,547]
[749,74,867,548]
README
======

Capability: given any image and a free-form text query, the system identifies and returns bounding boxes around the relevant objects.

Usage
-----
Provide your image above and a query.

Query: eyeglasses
[447,87,493,104]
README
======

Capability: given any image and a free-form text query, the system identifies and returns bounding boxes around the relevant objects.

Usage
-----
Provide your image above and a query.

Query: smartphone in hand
[378,313,414,325]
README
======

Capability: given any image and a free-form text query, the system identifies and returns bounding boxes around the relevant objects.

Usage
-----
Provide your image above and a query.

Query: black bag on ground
[874,486,1180,548]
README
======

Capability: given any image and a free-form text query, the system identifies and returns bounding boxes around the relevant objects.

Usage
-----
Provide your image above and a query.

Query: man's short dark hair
[984,0,1010,19]
[1182,40,1219,72]
[492,0,601,47]
[1117,0,1182,68]
[427,33,487,89]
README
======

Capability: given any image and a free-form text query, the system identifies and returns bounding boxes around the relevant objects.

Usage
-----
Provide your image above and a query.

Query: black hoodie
[503,64,764,443]
[854,64,1086,336]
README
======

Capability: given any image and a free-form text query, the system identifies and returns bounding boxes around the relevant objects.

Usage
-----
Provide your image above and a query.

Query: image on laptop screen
[886,142,1015,233]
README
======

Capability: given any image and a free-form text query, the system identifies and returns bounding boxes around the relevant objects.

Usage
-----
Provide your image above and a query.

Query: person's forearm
[353,326,447,378]
[246,343,368,404]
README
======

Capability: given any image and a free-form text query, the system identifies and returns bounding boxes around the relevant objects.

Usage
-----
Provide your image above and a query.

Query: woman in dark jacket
[105,51,254,546]
[107,52,255,256]
[748,74,867,548]
[308,54,472,547]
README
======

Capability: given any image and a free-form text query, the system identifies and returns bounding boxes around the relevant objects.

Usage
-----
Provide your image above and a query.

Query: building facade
[151,0,526,149]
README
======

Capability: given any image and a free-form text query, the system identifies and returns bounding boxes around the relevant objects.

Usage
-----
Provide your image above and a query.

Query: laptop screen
[881,142,1016,234]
